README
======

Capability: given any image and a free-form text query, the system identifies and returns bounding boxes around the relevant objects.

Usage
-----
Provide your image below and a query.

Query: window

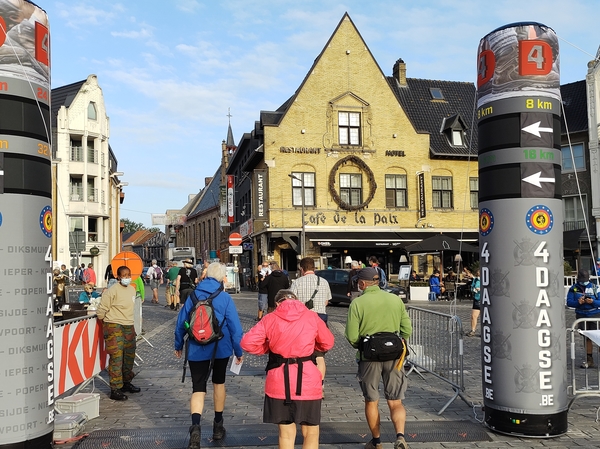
[561,143,585,171]
[429,87,444,100]
[564,195,586,230]
[88,102,97,120]
[70,177,83,201]
[432,176,453,208]
[469,177,478,209]
[452,130,464,146]
[70,217,84,232]
[385,174,407,208]
[291,172,315,206]
[340,173,362,206]
[338,112,360,145]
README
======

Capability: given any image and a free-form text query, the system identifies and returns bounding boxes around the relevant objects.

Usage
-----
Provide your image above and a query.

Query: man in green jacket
[345,267,412,449]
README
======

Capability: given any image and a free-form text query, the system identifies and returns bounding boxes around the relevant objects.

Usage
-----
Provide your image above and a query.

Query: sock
[192,413,201,425]
[372,437,381,445]
[214,411,223,423]
[396,432,404,439]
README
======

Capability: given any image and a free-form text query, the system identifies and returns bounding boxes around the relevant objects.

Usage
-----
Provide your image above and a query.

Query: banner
[254,170,268,222]
[227,175,234,223]
[53,317,107,396]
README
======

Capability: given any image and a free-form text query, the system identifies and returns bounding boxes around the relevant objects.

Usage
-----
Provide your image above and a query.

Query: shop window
[385,174,407,208]
[340,173,362,206]
[338,111,360,145]
[432,176,453,209]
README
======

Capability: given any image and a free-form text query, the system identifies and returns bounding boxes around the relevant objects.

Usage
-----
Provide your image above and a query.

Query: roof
[187,168,221,218]
[122,230,150,246]
[50,79,86,128]
[560,80,587,135]
[388,77,478,157]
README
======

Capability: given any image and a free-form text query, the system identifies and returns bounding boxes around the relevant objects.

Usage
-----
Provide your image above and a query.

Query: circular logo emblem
[40,206,52,238]
[526,205,553,235]
[479,208,494,236]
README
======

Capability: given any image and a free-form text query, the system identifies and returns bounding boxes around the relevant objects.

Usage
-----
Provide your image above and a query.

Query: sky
[41,0,600,228]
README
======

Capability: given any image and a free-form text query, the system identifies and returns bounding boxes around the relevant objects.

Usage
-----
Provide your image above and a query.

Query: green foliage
[564,260,573,276]
[121,218,145,233]
[469,260,480,273]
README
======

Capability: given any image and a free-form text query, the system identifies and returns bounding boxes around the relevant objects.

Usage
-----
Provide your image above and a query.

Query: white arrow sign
[522,171,555,188]
[522,121,553,137]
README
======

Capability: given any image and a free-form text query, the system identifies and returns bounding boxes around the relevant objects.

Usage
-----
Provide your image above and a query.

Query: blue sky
[42,0,600,227]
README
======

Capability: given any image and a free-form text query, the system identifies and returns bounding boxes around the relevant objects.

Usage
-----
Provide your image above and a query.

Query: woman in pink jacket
[241,289,334,449]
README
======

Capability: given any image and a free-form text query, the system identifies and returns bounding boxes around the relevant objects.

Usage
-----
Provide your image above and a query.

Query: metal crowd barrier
[568,317,600,409]
[405,306,470,414]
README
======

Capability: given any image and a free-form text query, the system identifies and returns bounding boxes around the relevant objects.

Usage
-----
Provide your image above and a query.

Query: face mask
[120,278,132,286]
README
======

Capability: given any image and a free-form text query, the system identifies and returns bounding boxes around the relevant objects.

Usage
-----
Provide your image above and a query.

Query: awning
[306,231,478,249]
[564,229,585,251]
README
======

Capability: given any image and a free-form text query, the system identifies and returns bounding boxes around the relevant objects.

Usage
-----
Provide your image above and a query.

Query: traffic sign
[242,242,253,251]
[229,246,243,254]
[229,232,242,246]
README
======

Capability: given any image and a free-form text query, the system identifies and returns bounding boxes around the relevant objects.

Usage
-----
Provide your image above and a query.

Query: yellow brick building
[237,13,479,277]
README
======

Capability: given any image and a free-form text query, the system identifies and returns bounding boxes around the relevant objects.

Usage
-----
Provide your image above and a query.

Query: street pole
[288,174,305,258]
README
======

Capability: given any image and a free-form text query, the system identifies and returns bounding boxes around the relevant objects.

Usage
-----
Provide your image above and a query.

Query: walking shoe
[170,303,175,310]
[581,356,594,369]
[212,419,226,440]
[365,439,382,449]
[121,382,141,393]
[110,389,128,401]
[188,424,201,449]
[394,436,410,449]
[466,330,475,337]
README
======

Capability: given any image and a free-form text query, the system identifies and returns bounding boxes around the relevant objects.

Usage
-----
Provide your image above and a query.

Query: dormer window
[441,114,467,148]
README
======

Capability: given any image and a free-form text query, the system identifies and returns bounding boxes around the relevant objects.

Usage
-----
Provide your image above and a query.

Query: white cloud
[111,26,154,39]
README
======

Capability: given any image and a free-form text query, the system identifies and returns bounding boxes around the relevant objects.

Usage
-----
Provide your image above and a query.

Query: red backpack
[185,287,224,345]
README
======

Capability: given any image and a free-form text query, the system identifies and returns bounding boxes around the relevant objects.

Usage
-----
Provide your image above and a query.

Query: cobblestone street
[59,286,600,448]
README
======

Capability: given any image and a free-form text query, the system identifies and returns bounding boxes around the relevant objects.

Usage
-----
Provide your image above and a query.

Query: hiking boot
[581,355,594,369]
[188,424,201,449]
[212,419,226,440]
[170,303,175,310]
[110,389,128,401]
[121,382,141,393]
[394,436,410,449]
[466,330,476,337]
[365,439,382,449]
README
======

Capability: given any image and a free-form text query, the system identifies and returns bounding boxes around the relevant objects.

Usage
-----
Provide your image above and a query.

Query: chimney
[393,58,407,86]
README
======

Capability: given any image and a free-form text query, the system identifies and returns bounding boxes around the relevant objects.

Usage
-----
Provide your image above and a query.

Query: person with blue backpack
[174,262,244,449]
[368,256,388,289]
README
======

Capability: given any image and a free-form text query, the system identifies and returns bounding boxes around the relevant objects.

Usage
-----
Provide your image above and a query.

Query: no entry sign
[229,232,242,246]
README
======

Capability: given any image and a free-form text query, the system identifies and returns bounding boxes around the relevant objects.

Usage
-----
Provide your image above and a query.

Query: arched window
[88,102,97,120]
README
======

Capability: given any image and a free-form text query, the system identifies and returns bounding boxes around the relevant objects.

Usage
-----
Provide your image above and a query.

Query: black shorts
[263,395,321,425]
[188,357,229,393]
[472,299,480,310]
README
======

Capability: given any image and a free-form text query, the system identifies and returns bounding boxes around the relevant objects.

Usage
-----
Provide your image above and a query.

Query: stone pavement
[57,287,600,448]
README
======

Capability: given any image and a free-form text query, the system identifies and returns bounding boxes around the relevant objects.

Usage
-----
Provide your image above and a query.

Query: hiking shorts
[189,357,229,392]
[357,359,408,402]
[258,293,268,312]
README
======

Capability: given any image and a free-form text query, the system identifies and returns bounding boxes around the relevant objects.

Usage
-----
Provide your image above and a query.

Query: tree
[121,218,145,233]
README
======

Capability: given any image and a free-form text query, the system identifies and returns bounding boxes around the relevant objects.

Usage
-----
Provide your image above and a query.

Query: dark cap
[433,270,440,275]
[357,267,380,281]
[577,269,590,283]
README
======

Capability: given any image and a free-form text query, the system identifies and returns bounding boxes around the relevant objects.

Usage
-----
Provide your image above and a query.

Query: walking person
[96,266,141,401]
[174,262,244,449]
[147,260,163,304]
[263,262,289,313]
[166,262,180,309]
[345,267,413,449]
[347,260,362,301]
[256,262,270,321]
[241,289,334,449]
[104,263,117,289]
[466,269,481,337]
[176,259,198,311]
[290,257,332,391]
[567,269,600,368]
[83,263,96,287]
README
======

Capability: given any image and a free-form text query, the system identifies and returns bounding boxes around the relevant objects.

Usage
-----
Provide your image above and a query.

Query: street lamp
[288,173,305,257]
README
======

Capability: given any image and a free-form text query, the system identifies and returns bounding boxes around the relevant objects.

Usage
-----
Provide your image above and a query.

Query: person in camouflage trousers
[97,266,141,400]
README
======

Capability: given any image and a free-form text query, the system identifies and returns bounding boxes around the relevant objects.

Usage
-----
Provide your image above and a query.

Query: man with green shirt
[345,267,412,449]
[166,262,180,310]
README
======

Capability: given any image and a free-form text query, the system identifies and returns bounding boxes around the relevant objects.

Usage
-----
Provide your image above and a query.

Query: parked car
[314,269,351,305]
[315,269,408,305]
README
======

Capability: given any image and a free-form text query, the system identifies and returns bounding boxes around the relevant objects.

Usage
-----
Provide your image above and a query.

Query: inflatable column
[476,22,566,436]
[0,2,53,448]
